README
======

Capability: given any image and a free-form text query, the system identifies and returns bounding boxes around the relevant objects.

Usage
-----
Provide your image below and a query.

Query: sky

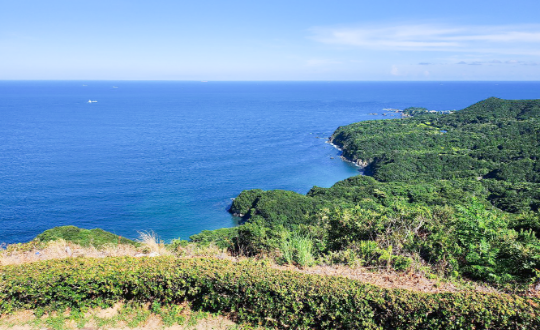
[1,0,540,80]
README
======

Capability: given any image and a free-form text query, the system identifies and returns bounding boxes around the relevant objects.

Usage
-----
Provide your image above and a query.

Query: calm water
[1,81,539,244]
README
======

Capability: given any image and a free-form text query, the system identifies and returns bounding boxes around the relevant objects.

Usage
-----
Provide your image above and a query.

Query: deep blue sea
[1,81,539,244]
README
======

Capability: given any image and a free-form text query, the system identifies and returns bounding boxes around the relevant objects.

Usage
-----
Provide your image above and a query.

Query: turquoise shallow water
[1,81,539,244]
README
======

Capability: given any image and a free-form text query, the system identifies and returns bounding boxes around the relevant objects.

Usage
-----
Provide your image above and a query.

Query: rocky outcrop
[328,137,371,169]
[354,159,370,168]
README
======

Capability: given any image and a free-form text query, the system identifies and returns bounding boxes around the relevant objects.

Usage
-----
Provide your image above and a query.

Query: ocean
[1,81,539,244]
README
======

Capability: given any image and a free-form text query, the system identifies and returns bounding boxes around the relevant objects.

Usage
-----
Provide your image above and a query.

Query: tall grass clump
[137,230,171,256]
[279,233,315,267]
[293,234,314,267]
[279,235,294,264]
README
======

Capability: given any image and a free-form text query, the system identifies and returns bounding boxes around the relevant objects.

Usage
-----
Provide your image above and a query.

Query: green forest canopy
[193,98,540,286]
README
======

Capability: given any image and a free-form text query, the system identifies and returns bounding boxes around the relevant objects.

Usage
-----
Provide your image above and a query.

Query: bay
[1,81,539,244]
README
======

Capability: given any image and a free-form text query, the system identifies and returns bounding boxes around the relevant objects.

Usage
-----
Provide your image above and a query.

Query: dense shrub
[35,225,137,248]
[1,257,539,329]
[189,227,238,249]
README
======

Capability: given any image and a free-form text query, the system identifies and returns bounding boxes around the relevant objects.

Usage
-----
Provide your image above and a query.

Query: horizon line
[1,79,540,82]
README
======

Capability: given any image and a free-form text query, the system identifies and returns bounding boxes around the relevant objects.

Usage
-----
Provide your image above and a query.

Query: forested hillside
[332,97,540,187]
[196,97,540,286]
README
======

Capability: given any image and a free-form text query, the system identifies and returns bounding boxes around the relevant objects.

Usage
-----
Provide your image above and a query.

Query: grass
[0,238,142,266]
[0,302,244,330]
[1,225,514,300]
[0,230,229,267]
[278,233,315,267]
[279,235,294,264]
[0,238,506,297]
[293,235,315,267]
[137,230,173,256]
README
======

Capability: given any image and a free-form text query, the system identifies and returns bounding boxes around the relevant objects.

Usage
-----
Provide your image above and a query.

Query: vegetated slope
[331,97,540,186]
[211,98,540,285]
[35,225,138,248]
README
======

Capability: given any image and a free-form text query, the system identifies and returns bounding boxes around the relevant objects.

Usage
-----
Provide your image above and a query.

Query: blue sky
[1,0,539,80]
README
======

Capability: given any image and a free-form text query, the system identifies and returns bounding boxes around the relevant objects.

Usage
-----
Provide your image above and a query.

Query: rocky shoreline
[326,137,371,169]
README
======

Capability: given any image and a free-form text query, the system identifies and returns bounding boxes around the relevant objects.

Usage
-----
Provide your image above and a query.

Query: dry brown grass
[0,236,235,268]
[174,243,230,259]
[0,310,35,325]
[136,231,172,257]
[273,262,502,295]
[0,239,140,266]
[0,231,187,266]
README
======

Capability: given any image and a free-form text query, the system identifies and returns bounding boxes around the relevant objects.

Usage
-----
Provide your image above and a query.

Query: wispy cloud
[454,59,539,66]
[309,23,540,56]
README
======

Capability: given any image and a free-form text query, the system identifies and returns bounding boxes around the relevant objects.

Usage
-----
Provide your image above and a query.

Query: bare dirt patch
[273,263,502,295]
[0,304,238,330]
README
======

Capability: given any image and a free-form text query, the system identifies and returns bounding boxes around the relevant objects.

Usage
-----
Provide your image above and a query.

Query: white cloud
[309,23,540,56]
[390,65,399,76]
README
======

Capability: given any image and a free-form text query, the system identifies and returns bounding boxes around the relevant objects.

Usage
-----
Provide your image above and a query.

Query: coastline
[4,97,540,329]
[326,138,370,169]
[5,82,540,245]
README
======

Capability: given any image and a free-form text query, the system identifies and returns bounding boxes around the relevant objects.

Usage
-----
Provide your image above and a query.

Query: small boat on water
[88,100,97,103]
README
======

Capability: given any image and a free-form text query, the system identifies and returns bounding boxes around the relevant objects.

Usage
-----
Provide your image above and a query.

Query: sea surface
[1,81,539,244]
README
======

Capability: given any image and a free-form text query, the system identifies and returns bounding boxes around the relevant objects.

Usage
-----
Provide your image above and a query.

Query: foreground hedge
[1,257,538,329]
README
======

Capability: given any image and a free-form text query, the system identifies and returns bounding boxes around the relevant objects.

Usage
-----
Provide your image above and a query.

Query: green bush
[229,189,264,216]
[34,226,137,248]
[1,257,539,329]
[189,227,238,249]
